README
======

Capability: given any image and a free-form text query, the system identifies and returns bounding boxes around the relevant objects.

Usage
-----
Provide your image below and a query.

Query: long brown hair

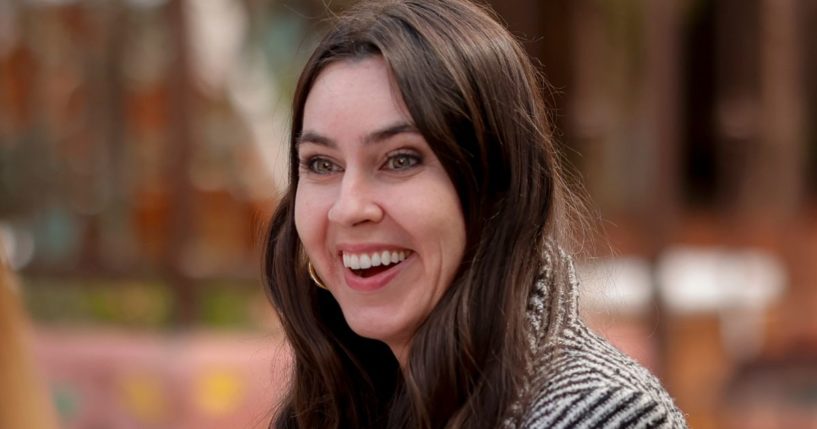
[264,0,576,427]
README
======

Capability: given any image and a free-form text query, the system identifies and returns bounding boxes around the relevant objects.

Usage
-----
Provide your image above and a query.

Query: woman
[264,0,687,427]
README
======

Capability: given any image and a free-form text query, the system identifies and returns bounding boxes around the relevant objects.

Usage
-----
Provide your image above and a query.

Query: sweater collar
[525,244,580,356]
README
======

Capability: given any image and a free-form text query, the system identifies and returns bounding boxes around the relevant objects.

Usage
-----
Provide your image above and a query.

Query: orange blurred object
[0,237,59,429]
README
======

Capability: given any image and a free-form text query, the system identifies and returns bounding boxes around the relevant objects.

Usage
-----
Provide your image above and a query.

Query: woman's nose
[327,173,384,227]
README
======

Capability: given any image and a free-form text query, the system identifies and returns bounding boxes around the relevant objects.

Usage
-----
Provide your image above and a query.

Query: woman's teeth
[342,250,410,270]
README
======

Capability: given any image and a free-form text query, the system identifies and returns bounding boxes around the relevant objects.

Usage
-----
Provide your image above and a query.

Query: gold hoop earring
[307,261,328,290]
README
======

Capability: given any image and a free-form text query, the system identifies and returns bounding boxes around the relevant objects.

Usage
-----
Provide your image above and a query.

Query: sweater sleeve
[519,383,687,429]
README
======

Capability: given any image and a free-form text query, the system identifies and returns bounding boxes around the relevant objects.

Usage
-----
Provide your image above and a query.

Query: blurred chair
[0,237,58,429]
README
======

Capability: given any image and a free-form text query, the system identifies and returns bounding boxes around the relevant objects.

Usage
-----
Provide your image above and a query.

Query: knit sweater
[503,248,688,429]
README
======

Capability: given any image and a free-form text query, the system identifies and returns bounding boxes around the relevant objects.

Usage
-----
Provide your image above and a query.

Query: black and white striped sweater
[503,249,688,429]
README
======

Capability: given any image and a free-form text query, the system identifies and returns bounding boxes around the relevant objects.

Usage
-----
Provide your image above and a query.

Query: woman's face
[294,57,466,363]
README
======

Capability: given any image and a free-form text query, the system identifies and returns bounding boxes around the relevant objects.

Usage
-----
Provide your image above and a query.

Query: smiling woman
[263,1,687,428]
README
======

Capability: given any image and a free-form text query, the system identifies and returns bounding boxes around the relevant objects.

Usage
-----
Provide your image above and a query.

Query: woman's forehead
[301,58,414,142]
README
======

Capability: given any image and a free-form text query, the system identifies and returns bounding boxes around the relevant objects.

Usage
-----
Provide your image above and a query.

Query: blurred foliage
[197,281,262,329]
[21,277,264,330]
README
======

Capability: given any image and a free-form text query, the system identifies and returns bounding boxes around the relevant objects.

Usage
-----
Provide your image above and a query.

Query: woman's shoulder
[518,323,688,429]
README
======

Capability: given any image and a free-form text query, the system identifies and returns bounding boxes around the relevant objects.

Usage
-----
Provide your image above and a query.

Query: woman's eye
[305,157,341,175]
[385,153,421,171]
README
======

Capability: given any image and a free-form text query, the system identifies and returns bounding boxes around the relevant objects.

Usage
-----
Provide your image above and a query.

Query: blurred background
[0,0,815,428]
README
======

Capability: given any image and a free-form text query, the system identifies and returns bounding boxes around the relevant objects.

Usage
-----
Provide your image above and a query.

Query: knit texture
[503,247,688,429]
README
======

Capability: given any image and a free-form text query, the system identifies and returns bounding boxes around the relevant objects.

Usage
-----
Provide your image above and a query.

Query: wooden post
[753,0,804,218]
[756,0,813,346]
[166,0,196,326]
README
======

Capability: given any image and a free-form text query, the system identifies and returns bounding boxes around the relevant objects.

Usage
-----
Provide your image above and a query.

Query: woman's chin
[345,316,409,351]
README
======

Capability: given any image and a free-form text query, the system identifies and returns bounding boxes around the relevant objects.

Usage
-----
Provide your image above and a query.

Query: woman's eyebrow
[296,131,335,148]
[363,122,419,144]
[296,122,419,148]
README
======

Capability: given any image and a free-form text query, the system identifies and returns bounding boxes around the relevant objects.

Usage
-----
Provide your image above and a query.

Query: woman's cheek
[294,185,322,246]
[296,183,340,256]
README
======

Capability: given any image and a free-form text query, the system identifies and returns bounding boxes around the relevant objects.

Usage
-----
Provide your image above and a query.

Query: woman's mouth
[342,249,412,278]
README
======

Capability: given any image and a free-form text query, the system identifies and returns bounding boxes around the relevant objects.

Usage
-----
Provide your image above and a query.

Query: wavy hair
[264,0,577,427]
